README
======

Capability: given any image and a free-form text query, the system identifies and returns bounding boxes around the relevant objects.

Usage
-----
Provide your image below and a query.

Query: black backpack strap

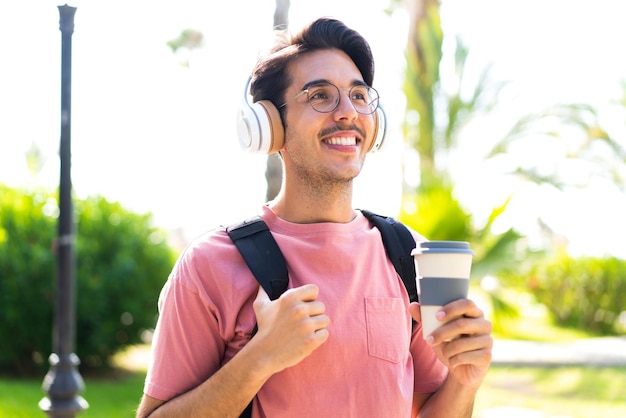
[360,209,419,303]
[226,216,288,418]
[226,216,289,301]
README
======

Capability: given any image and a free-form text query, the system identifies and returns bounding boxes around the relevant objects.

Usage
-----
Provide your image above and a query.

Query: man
[136,17,492,418]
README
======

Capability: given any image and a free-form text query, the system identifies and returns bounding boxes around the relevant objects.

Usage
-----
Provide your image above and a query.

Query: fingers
[251,284,330,372]
[443,334,493,367]
[311,326,330,344]
[439,298,485,320]
[434,333,493,388]
[425,300,493,386]
[253,283,329,334]
[253,284,321,312]
[277,285,326,319]
[284,286,329,333]
[282,283,320,303]
[426,298,492,349]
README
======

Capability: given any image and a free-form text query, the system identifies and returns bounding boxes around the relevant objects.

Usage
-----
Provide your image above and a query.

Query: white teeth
[325,136,357,146]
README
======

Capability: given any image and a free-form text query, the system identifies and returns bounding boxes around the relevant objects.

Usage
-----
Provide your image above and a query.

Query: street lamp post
[39,4,88,417]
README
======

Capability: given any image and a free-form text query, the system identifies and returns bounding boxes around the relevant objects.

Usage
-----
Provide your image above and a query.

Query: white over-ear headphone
[236,78,388,154]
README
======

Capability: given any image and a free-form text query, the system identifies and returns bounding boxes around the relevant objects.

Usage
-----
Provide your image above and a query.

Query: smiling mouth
[323,136,358,146]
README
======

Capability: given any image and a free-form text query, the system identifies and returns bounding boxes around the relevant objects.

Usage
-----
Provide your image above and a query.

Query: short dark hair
[250,17,375,116]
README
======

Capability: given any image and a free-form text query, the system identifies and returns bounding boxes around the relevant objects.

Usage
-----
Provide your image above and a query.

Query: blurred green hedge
[507,251,626,335]
[0,184,177,375]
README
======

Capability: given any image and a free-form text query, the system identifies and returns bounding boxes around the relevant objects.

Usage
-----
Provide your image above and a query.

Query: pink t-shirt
[144,206,447,417]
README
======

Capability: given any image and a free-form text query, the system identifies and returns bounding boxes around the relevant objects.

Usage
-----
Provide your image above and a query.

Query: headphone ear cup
[255,100,284,154]
[367,104,387,153]
[236,82,284,154]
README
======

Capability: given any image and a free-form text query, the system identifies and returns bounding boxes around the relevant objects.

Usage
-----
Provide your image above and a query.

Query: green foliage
[505,251,626,335]
[400,178,526,279]
[400,177,470,241]
[0,184,176,375]
[0,186,57,375]
[73,195,176,369]
[469,197,530,280]
[166,28,203,53]
[399,180,530,331]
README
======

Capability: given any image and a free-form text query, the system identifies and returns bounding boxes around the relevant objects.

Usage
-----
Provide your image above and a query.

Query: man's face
[280,49,376,186]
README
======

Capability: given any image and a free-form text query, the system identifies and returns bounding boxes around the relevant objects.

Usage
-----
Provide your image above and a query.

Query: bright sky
[1,0,625,257]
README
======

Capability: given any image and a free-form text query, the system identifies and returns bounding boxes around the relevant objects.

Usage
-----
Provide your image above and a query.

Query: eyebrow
[301,78,368,90]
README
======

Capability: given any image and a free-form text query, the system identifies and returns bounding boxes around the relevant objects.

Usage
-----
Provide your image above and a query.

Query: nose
[333,89,358,121]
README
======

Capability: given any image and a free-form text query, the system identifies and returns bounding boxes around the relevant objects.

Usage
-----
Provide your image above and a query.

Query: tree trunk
[403,0,443,189]
[265,0,290,202]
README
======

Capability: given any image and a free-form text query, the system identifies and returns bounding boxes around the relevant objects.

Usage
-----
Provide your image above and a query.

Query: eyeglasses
[280,82,380,115]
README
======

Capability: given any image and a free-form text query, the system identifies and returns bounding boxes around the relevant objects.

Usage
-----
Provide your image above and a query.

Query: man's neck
[268,181,356,224]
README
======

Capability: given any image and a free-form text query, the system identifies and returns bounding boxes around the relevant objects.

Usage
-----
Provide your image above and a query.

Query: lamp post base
[39,353,88,418]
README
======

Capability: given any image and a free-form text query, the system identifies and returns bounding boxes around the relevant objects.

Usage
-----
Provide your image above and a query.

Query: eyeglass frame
[279,80,380,115]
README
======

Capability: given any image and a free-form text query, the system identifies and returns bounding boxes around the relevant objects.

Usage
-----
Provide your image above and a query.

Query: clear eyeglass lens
[306,83,378,115]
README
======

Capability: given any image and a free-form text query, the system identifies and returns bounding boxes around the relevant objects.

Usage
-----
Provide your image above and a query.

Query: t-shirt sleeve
[410,324,448,393]
[143,273,225,401]
[142,232,258,401]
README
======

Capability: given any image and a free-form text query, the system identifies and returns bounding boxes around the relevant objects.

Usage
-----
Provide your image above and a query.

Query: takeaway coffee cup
[411,241,474,339]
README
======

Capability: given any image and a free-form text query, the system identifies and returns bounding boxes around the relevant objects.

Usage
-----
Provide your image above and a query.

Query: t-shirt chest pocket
[365,297,409,364]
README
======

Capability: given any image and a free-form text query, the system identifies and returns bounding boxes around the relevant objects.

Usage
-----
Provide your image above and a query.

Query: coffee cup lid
[411,240,474,255]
